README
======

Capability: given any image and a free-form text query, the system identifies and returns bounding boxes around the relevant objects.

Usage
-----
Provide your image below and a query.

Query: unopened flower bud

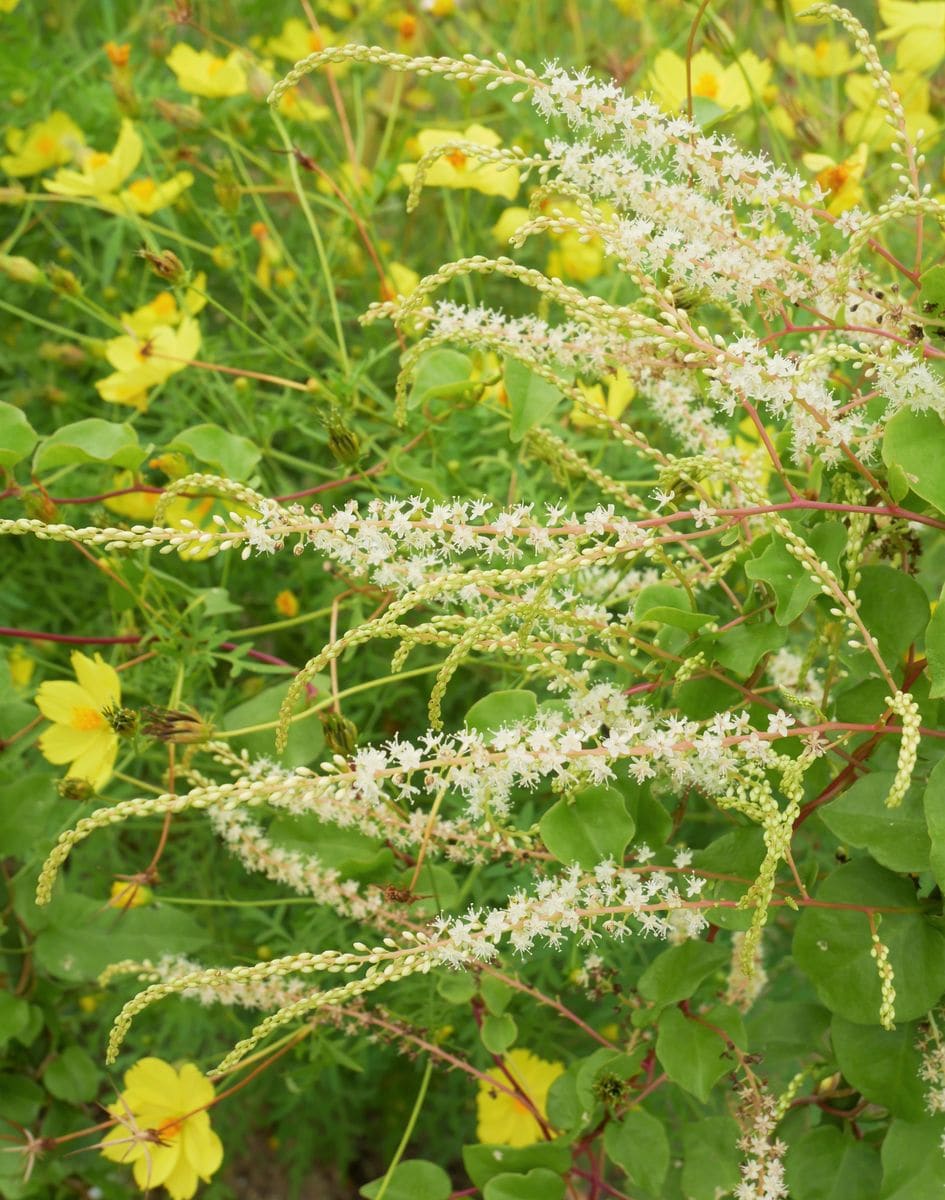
[214,160,241,214]
[57,777,93,802]
[46,264,82,295]
[142,707,212,744]
[104,705,139,737]
[320,711,358,757]
[137,247,186,284]
[153,98,204,129]
[328,424,362,465]
[0,254,43,285]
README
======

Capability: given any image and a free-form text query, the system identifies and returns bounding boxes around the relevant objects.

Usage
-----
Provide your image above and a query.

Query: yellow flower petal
[181,1113,224,1178]
[66,732,117,790]
[122,1057,186,1112]
[167,44,247,98]
[476,1048,564,1147]
[35,679,94,724]
[70,650,120,709]
[38,722,99,764]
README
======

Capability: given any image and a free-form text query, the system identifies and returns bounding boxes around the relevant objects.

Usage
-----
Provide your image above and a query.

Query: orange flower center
[694,72,719,100]
[816,163,850,194]
[308,32,325,52]
[105,41,131,67]
[72,706,106,732]
[158,1117,184,1141]
[128,177,157,200]
[447,149,468,169]
[814,39,830,60]
[36,134,56,156]
[399,15,418,38]
[88,151,110,169]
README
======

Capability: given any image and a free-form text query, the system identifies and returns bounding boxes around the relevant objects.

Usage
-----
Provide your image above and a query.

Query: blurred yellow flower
[275,589,301,617]
[802,143,868,214]
[8,645,34,689]
[547,232,603,283]
[398,124,519,200]
[492,205,531,244]
[95,316,201,411]
[381,261,420,301]
[2,111,84,177]
[878,1,945,71]
[0,0,22,11]
[571,368,635,428]
[100,1057,223,1200]
[476,1048,564,1146]
[775,35,861,77]
[100,171,194,215]
[843,70,938,150]
[105,41,131,68]
[108,880,153,908]
[266,17,336,61]
[250,220,282,289]
[43,119,141,198]
[647,48,772,114]
[276,86,330,123]
[35,651,121,791]
[166,44,248,98]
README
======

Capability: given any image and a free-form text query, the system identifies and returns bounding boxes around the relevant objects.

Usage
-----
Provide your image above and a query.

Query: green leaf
[34,893,208,983]
[920,264,945,324]
[465,689,537,738]
[852,567,929,665]
[831,1017,926,1120]
[712,620,787,676]
[793,860,945,1023]
[0,991,29,1048]
[924,757,945,892]
[546,1064,588,1133]
[655,1004,745,1102]
[633,583,714,632]
[785,1126,881,1200]
[43,1045,101,1103]
[879,1117,945,1199]
[745,1003,830,1081]
[481,975,513,1016]
[32,417,144,473]
[484,1168,566,1200]
[539,785,635,869]
[745,524,846,625]
[681,1116,742,1200]
[222,679,326,769]
[482,1013,518,1054]
[0,771,61,858]
[0,402,37,468]
[883,409,945,515]
[693,827,765,930]
[462,1143,570,1190]
[925,590,945,699]
[819,772,930,873]
[504,358,563,443]
[437,971,477,1005]
[360,1160,452,1200]
[407,348,473,409]
[0,1074,43,1126]
[638,940,729,1010]
[167,423,261,481]
[604,1107,670,1195]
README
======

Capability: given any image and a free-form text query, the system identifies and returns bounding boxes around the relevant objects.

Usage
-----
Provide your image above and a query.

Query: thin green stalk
[269,109,349,372]
[374,1058,434,1200]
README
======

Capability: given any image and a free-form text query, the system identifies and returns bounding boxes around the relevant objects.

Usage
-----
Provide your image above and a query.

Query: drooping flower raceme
[100,1057,223,1200]
[35,651,122,791]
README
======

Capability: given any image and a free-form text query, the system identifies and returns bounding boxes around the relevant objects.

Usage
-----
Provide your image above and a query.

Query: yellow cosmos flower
[43,119,141,198]
[100,1057,223,1200]
[166,44,247,98]
[1,0,22,11]
[843,70,938,151]
[878,1,945,72]
[8,645,35,689]
[476,1049,564,1147]
[802,143,868,214]
[2,111,84,177]
[274,589,300,618]
[99,171,194,216]
[95,316,201,411]
[571,367,635,428]
[398,124,519,200]
[647,48,772,114]
[35,651,121,791]
[120,273,208,338]
[775,35,861,77]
